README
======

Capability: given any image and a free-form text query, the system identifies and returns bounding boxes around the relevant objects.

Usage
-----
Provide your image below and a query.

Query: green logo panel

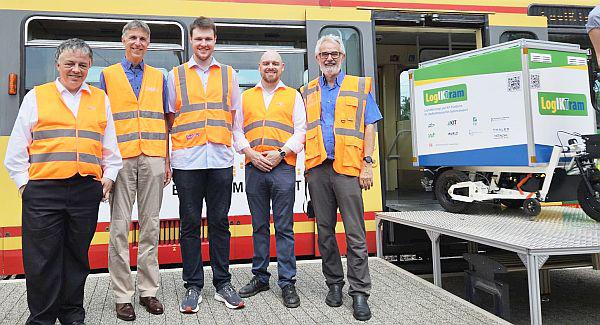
[424,84,467,106]
[538,92,587,116]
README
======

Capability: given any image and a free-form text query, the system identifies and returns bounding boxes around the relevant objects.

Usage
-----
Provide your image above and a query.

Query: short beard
[319,63,341,77]
[262,74,278,84]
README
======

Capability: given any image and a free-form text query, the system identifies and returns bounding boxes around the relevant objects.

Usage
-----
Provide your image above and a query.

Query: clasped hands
[244,148,283,172]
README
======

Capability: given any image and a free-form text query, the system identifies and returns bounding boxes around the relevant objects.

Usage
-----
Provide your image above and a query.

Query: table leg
[426,230,442,287]
[519,254,548,325]
[376,217,383,258]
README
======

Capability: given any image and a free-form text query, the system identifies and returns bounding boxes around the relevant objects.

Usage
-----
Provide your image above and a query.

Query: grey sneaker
[180,287,202,313]
[214,283,245,309]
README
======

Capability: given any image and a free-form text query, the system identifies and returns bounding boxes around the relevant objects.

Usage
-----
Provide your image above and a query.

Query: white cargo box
[410,39,596,167]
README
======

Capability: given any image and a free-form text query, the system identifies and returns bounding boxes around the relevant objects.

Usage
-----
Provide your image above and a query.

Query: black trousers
[21,175,102,325]
[173,168,233,291]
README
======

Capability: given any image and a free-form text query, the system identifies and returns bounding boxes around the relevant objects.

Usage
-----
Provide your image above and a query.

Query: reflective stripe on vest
[302,75,370,176]
[242,86,297,166]
[29,82,106,180]
[171,63,232,150]
[103,63,166,158]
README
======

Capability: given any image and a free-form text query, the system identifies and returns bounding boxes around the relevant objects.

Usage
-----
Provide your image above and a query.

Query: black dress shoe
[281,284,300,308]
[325,284,343,307]
[239,276,270,298]
[352,294,372,321]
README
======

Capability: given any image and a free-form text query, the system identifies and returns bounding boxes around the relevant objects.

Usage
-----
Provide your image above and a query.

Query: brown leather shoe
[139,296,164,315]
[115,302,136,321]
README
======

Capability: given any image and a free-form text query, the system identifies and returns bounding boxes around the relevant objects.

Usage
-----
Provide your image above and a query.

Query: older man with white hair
[301,34,382,321]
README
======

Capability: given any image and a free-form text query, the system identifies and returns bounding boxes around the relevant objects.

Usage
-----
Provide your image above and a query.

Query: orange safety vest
[29,82,107,180]
[301,75,371,177]
[171,63,233,150]
[242,85,297,166]
[102,63,166,158]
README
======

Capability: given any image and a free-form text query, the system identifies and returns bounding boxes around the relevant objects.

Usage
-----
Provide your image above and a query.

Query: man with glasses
[4,38,122,325]
[166,16,245,313]
[301,34,382,321]
[100,20,170,321]
[233,50,306,308]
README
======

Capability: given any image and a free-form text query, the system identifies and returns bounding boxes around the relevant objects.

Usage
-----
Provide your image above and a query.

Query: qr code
[530,74,540,89]
[507,76,521,92]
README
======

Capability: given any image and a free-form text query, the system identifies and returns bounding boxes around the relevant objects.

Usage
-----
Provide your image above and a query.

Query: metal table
[376,206,600,325]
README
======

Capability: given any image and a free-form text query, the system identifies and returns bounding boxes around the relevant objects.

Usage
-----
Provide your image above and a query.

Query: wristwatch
[363,155,373,164]
[278,148,287,158]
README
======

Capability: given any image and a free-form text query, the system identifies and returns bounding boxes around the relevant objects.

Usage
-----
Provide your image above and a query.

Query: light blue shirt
[167,56,242,170]
[99,58,169,113]
[319,72,382,160]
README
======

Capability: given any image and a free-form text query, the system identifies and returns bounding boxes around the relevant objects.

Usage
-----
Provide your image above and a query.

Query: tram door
[306,8,381,256]
[373,12,484,257]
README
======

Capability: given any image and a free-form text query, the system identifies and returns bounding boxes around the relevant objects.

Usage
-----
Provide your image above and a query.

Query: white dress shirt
[4,79,123,188]
[167,56,242,170]
[233,80,306,154]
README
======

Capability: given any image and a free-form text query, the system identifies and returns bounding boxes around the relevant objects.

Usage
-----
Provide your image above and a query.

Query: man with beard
[301,34,382,321]
[166,16,244,313]
[233,50,306,308]
[4,38,122,324]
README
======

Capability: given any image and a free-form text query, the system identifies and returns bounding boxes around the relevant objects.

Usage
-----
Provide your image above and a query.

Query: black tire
[577,179,600,221]
[435,170,470,213]
[522,198,541,217]
[501,199,525,209]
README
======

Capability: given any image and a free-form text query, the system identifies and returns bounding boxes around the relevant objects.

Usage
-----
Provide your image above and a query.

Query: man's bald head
[259,50,285,85]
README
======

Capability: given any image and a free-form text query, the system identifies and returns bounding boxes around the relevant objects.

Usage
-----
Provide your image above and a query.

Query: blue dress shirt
[319,72,383,160]
[99,58,169,113]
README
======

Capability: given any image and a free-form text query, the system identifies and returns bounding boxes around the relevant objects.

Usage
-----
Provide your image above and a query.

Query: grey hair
[122,20,151,38]
[314,34,345,55]
[55,38,93,63]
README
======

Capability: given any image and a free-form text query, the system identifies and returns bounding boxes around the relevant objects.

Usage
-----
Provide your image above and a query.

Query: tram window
[213,51,306,91]
[213,24,308,91]
[320,27,362,75]
[398,71,410,121]
[24,17,184,91]
[499,31,538,43]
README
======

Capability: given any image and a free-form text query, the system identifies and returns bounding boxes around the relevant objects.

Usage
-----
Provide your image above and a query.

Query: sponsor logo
[538,92,587,116]
[447,131,458,136]
[423,84,467,106]
[447,119,457,126]
[427,123,436,128]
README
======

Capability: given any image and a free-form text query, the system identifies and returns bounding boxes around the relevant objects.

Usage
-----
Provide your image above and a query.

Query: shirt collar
[121,57,144,71]
[188,56,220,71]
[255,80,286,93]
[319,71,345,88]
[54,78,90,96]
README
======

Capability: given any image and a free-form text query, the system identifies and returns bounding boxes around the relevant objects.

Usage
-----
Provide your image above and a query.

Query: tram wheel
[435,170,470,213]
[577,179,600,222]
[522,198,541,217]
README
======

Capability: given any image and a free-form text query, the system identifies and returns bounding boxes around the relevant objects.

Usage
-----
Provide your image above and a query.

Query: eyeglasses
[318,51,341,59]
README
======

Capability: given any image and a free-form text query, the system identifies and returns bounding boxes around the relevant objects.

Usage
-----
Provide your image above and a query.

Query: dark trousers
[305,161,371,296]
[21,175,102,325]
[245,162,297,288]
[173,168,233,291]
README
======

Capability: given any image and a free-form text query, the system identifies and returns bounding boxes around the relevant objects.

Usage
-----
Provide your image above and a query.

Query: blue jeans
[245,162,297,288]
[173,168,233,291]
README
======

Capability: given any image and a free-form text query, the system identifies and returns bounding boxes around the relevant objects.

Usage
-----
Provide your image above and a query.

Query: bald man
[233,51,306,308]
